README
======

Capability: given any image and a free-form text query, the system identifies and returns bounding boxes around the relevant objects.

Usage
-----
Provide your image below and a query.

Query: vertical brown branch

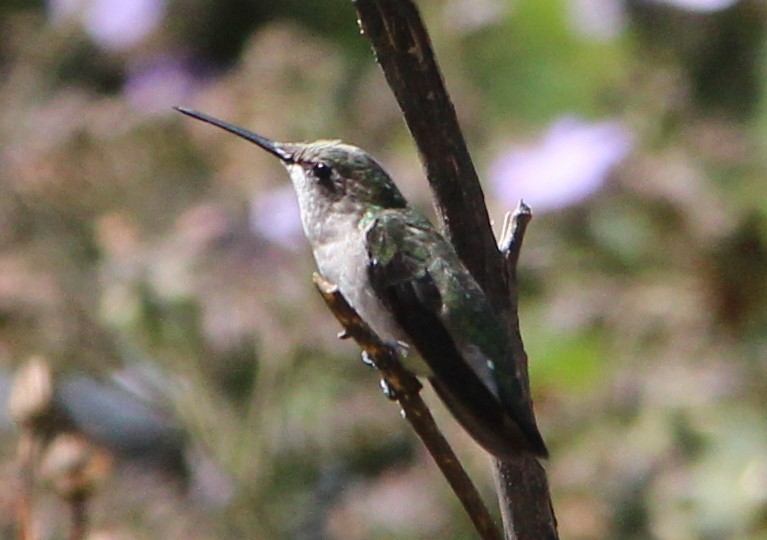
[352,1,558,538]
[353,0,508,314]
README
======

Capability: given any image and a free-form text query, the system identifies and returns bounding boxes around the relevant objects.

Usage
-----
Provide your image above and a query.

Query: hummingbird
[175,107,548,459]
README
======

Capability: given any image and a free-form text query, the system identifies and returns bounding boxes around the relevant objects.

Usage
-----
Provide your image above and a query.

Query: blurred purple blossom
[443,0,507,34]
[47,0,167,51]
[250,186,304,251]
[47,0,80,22]
[124,56,202,113]
[489,116,633,213]
[568,0,625,41]
[645,0,739,12]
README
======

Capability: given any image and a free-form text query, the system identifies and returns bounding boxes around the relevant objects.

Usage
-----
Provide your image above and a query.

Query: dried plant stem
[16,432,39,540]
[68,496,88,540]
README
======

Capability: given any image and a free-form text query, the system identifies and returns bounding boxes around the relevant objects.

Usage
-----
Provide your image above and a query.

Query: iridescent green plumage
[364,208,547,457]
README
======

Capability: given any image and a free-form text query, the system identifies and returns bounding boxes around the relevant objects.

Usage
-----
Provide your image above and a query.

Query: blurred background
[1,0,766,538]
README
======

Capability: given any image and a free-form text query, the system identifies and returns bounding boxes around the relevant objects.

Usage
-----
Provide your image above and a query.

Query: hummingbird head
[175,107,408,212]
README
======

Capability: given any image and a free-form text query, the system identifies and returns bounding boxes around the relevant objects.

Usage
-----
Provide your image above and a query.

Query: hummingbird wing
[364,209,548,458]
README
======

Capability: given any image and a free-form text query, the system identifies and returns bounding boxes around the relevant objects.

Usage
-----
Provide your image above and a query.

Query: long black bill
[174,107,293,162]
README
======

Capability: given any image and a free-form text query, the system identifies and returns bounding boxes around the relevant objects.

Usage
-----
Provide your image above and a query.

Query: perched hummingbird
[176,107,548,459]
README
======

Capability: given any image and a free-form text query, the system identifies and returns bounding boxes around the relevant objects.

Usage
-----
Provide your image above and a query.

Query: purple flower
[47,0,167,51]
[567,0,625,41]
[644,0,738,13]
[489,116,633,213]
[123,56,201,113]
[47,0,75,22]
[85,0,166,51]
[249,187,304,251]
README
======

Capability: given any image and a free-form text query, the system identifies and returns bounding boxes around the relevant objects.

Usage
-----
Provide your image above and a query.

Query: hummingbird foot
[360,339,408,368]
[360,350,376,368]
[379,378,399,401]
[394,340,410,357]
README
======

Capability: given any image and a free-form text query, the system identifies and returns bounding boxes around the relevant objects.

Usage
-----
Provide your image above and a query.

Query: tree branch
[353,0,508,314]
[498,201,534,393]
[352,2,558,538]
[313,273,502,540]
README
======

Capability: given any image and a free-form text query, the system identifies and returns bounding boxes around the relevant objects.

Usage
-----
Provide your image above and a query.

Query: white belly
[314,233,402,343]
[312,233,431,375]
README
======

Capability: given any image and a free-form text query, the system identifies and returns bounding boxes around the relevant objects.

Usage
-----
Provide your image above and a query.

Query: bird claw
[379,378,398,401]
[361,350,376,368]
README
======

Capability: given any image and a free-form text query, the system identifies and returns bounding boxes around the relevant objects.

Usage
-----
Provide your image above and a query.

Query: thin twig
[496,204,559,540]
[499,201,533,270]
[68,496,87,540]
[16,432,39,540]
[498,201,534,395]
[313,273,503,540]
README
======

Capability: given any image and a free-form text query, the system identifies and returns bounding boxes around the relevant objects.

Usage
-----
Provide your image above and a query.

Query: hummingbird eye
[312,162,333,183]
[311,162,338,192]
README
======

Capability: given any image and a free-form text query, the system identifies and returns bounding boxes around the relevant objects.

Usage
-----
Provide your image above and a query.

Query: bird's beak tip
[175,107,292,163]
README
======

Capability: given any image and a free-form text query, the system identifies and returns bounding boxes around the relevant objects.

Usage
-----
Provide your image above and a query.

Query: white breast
[313,228,405,346]
[314,217,433,373]
[287,163,430,374]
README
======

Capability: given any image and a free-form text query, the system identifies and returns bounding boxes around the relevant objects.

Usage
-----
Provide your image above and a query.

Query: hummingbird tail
[376,274,548,458]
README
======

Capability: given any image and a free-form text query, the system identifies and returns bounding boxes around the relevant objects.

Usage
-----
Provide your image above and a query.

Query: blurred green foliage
[1,0,767,538]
